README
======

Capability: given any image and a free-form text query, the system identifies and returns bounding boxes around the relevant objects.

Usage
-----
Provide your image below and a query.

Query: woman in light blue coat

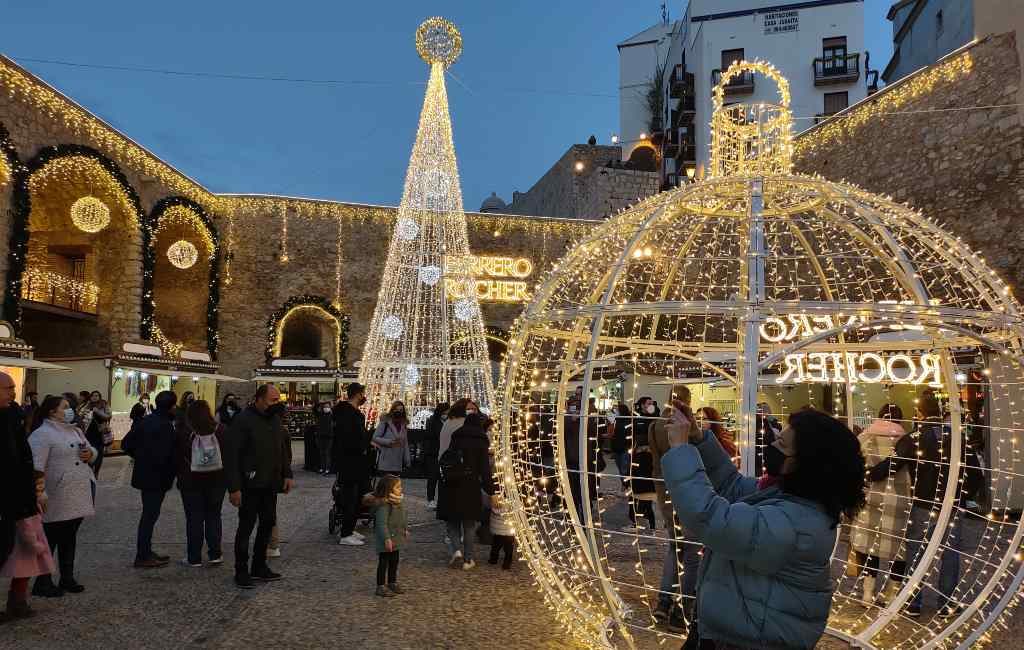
[662,405,865,650]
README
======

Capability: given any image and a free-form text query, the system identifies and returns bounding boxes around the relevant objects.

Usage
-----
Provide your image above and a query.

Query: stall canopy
[0,357,70,370]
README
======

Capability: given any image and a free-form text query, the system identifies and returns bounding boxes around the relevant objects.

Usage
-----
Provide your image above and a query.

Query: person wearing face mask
[216,394,240,426]
[315,400,335,475]
[224,384,294,588]
[438,398,475,456]
[373,401,411,476]
[82,391,111,478]
[333,382,371,547]
[662,404,866,649]
[121,390,179,569]
[130,393,153,424]
[28,394,97,597]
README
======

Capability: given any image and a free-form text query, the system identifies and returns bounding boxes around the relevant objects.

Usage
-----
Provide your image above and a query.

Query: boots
[3,589,34,621]
[59,554,85,593]
[860,576,876,606]
[31,574,63,598]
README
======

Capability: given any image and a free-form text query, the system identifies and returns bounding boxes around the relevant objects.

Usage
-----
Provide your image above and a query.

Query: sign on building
[446,255,535,303]
[763,9,799,35]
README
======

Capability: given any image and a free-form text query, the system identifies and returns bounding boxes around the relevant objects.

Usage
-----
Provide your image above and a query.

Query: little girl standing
[369,475,408,597]
[488,493,516,570]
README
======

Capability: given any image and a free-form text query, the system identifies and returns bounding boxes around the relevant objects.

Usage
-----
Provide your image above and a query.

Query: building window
[822,37,848,75]
[721,48,744,70]
[824,91,849,115]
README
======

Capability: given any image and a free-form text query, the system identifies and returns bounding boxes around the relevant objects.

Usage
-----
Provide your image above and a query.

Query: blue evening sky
[0,1,892,210]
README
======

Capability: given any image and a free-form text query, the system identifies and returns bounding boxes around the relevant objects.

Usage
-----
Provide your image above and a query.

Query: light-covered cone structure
[360,17,494,427]
[498,61,1024,648]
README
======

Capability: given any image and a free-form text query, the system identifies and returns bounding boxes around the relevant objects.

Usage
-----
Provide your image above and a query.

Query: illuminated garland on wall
[0,122,16,191]
[144,196,221,357]
[265,294,350,367]
[4,144,144,333]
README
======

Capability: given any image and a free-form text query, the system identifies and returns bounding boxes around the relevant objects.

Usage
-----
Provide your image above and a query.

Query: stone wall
[794,32,1024,292]
[505,144,659,219]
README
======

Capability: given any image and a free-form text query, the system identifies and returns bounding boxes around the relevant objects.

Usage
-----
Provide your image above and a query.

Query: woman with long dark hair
[372,401,410,476]
[176,399,227,567]
[216,393,239,426]
[663,404,866,649]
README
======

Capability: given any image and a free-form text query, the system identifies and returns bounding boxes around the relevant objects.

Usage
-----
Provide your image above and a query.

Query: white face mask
[644,404,656,415]
[63,408,76,423]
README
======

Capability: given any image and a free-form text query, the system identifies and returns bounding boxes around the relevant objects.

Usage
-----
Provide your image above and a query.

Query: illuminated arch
[5,144,144,334]
[144,197,220,356]
[266,295,350,367]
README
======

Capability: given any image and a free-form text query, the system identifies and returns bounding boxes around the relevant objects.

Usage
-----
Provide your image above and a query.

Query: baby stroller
[328,453,378,537]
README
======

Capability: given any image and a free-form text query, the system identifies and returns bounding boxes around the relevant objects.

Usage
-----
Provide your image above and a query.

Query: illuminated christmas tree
[359,17,494,427]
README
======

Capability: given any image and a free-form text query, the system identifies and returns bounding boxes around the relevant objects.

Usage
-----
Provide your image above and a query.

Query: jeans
[658,522,700,606]
[446,519,479,562]
[136,489,167,561]
[905,505,962,610]
[490,534,516,569]
[181,486,226,563]
[317,437,333,473]
[338,480,362,538]
[234,488,277,574]
[377,551,399,585]
[42,517,83,583]
[613,451,631,486]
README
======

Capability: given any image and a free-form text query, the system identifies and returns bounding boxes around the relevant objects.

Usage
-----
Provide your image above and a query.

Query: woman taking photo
[372,401,411,476]
[663,404,865,649]
[29,395,97,597]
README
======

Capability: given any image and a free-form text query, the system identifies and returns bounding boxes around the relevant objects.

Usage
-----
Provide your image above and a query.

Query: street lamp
[686,166,696,182]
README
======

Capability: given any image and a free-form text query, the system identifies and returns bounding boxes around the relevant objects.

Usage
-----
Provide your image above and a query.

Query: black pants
[136,489,166,561]
[92,446,105,478]
[42,518,83,583]
[181,486,226,564]
[629,499,657,529]
[317,437,333,473]
[489,534,516,569]
[234,488,277,574]
[376,550,399,585]
[865,555,908,580]
[338,480,362,538]
[424,453,439,501]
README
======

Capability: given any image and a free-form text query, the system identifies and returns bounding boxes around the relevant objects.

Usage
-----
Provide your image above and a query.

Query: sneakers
[235,572,255,589]
[449,550,463,567]
[338,534,365,546]
[375,585,395,598]
[653,600,671,622]
[134,557,169,569]
[252,568,282,582]
[352,531,365,541]
[57,579,85,594]
[180,559,204,568]
[666,605,687,634]
[903,603,921,618]
[462,560,476,571]
[427,501,437,510]
[266,547,282,558]
[151,552,171,562]
[388,583,405,594]
[208,556,224,565]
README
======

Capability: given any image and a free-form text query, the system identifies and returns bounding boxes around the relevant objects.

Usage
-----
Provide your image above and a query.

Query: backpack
[439,446,473,484]
[190,429,224,473]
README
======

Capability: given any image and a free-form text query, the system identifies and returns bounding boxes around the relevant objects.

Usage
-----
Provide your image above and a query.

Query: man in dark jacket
[121,390,178,569]
[225,384,293,588]
[332,382,369,546]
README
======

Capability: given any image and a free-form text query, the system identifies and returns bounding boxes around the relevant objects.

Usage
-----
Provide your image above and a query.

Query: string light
[498,60,1024,649]
[20,267,99,312]
[359,18,494,423]
[69,196,110,233]
[166,239,198,269]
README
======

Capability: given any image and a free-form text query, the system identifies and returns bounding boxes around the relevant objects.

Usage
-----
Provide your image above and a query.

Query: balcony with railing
[21,267,99,315]
[813,53,861,86]
[669,64,695,101]
[711,69,755,95]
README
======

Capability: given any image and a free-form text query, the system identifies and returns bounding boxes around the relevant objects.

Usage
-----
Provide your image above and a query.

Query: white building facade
[619,0,870,186]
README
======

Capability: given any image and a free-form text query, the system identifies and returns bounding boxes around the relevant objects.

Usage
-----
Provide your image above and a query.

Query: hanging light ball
[396,217,420,241]
[418,265,442,286]
[166,240,199,269]
[70,196,110,233]
[403,364,420,387]
[380,315,404,340]
[411,408,433,430]
[454,298,477,322]
[416,17,462,67]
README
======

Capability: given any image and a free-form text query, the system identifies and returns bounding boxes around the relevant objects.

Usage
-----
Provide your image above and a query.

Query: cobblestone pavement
[2,446,1021,649]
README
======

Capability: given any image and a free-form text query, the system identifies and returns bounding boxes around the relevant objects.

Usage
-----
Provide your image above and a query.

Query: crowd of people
[0,374,987,649]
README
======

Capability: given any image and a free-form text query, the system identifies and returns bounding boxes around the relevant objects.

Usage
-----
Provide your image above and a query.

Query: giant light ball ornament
[498,61,1024,649]
[166,239,199,270]
[70,196,111,233]
[415,16,462,67]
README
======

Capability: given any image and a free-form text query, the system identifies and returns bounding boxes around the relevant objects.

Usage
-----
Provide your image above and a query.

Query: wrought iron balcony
[711,69,755,95]
[21,268,99,314]
[813,53,861,86]
[669,64,695,100]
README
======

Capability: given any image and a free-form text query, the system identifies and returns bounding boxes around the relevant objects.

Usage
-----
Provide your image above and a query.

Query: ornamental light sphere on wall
[499,60,1024,649]
[70,196,111,233]
[166,239,199,269]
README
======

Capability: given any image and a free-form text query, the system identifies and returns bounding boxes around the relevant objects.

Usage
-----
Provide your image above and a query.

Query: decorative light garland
[359,18,494,425]
[20,267,99,312]
[265,295,350,367]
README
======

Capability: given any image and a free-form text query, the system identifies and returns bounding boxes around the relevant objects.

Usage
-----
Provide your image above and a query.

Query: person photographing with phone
[661,402,866,649]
